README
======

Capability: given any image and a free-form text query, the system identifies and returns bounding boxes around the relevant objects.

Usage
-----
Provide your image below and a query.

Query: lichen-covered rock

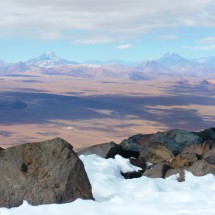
[77,141,121,158]
[139,142,174,164]
[0,138,93,208]
[143,163,169,178]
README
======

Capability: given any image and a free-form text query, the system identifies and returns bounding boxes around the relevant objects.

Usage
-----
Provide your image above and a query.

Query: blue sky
[0,0,215,63]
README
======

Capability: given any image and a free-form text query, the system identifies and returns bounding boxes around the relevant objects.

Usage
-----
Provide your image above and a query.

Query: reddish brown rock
[0,138,93,208]
[129,157,146,170]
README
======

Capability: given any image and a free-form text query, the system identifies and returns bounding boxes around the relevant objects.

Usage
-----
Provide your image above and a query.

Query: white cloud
[73,37,116,44]
[196,36,215,44]
[158,35,179,40]
[115,44,133,49]
[0,0,215,41]
[183,45,215,50]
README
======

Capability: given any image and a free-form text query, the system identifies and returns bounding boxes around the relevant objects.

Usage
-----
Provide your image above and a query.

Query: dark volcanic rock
[77,141,121,159]
[192,128,215,142]
[188,160,215,176]
[120,129,203,155]
[203,148,215,165]
[120,134,151,152]
[121,170,143,179]
[0,138,93,208]
[143,163,169,178]
[165,169,186,182]
[139,142,174,164]
[129,157,146,170]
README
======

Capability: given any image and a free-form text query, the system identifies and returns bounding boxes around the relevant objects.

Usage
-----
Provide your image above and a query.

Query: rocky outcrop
[120,128,215,181]
[0,138,93,208]
[77,141,121,159]
[120,129,204,155]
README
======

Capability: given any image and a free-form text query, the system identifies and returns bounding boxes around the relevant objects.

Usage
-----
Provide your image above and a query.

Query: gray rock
[143,163,169,178]
[0,138,93,208]
[203,148,215,165]
[192,128,215,142]
[120,129,203,155]
[188,160,215,176]
[153,129,203,155]
[77,141,121,159]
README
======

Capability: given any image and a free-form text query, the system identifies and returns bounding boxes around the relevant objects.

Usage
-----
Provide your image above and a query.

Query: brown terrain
[0,72,214,150]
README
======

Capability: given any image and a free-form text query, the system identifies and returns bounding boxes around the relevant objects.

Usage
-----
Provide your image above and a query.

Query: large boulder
[120,129,203,155]
[0,138,93,208]
[77,141,121,159]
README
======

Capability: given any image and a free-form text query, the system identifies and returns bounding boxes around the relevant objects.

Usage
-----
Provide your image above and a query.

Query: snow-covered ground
[1,154,215,215]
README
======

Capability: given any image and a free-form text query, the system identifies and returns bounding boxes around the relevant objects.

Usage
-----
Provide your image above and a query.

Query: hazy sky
[0,0,215,62]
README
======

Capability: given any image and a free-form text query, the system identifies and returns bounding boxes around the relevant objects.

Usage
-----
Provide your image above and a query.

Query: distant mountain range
[0,51,215,80]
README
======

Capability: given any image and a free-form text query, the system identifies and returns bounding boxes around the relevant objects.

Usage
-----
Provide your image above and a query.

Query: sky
[0,0,215,63]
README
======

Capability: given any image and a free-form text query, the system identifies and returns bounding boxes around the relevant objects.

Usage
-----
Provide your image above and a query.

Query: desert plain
[0,73,214,150]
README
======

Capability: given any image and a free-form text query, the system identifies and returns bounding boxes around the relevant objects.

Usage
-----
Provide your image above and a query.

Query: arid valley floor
[0,74,215,150]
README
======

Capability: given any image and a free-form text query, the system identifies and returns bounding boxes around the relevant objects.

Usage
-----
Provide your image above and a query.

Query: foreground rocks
[80,127,215,181]
[0,138,93,208]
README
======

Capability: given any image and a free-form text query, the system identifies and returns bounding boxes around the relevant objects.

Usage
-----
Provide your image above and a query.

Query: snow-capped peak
[26,51,78,68]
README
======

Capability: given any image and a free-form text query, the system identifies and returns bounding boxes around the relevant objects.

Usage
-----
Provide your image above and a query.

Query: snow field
[0,154,215,215]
